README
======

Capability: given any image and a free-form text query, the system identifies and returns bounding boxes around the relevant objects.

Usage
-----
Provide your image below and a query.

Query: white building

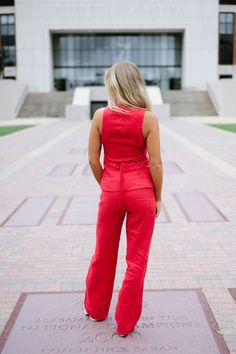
[0,0,236,117]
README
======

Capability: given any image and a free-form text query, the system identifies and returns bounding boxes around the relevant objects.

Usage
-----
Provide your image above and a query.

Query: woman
[83,60,163,337]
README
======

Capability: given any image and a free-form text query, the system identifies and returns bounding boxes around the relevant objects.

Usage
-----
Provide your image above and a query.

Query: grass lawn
[207,124,236,134]
[0,125,35,137]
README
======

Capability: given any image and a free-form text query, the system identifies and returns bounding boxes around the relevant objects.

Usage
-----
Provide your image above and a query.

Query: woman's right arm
[145,111,163,206]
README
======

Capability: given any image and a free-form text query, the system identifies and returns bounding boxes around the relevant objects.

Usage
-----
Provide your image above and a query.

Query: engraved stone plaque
[0,289,229,354]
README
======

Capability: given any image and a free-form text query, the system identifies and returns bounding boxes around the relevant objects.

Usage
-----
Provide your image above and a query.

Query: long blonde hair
[104,60,153,114]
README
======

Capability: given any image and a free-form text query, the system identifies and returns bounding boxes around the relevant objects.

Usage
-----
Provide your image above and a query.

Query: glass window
[219,12,234,64]
[160,49,168,65]
[60,36,67,50]
[175,49,182,66]
[0,0,14,6]
[167,49,175,66]
[160,35,168,50]
[175,34,182,49]
[0,14,16,68]
[220,0,236,4]
[132,36,139,50]
[153,50,161,65]
[67,36,74,51]
[74,36,81,50]
[139,35,146,50]
[8,15,14,24]
[52,33,182,91]
[153,36,161,50]
[1,15,8,24]
[168,35,175,49]
[109,36,116,50]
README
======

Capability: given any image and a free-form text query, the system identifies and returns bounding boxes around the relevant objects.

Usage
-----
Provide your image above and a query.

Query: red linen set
[84,104,157,335]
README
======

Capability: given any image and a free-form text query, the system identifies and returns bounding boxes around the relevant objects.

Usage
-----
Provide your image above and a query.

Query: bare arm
[88,109,103,185]
[146,112,163,201]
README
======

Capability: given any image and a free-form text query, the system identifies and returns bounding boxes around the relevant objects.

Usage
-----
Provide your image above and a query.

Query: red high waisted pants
[84,187,156,335]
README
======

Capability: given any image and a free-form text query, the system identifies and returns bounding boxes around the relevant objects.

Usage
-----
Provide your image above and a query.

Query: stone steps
[17,90,218,118]
[162,90,217,116]
[17,92,73,118]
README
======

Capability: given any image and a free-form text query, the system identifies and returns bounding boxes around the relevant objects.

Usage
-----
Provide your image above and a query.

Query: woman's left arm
[88,108,103,185]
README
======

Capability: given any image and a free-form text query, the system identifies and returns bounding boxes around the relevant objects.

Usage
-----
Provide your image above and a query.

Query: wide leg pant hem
[84,188,156,332]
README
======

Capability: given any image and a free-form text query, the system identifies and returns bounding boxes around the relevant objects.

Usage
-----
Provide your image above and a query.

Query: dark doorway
[90,101,108,119]
[170,78,181,90]
[54,78,66,91]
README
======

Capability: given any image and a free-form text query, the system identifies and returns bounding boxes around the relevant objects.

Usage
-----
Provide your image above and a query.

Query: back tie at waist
[113,160,147,209]
[103,158,150,210]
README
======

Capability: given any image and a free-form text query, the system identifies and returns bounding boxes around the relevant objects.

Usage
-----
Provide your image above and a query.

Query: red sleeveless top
[100,104,155,192]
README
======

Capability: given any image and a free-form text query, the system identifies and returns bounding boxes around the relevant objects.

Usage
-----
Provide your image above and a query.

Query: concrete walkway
[0,115,236,352]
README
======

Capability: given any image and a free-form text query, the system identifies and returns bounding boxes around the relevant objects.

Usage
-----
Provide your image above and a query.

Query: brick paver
[0,116,236,352]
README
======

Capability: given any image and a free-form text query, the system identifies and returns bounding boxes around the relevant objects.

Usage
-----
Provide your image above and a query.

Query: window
[0,14,16,68]
[52,33,182,91]
[0,0,14,6]
[219,1,236,4]
[219,12,234,64]
[219,74,233,78]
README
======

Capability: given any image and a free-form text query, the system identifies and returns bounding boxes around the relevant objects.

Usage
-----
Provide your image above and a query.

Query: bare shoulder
[144,110,159,122]
[142,110,159,138]
[92,107,104,121]
[92,107,105,134]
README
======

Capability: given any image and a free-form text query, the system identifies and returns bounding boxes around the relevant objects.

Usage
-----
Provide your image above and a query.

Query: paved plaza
[0,115,236,352]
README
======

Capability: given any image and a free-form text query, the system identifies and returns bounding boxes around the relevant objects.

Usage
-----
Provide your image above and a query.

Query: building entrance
[90,101,107,119]
[53,33,182,91]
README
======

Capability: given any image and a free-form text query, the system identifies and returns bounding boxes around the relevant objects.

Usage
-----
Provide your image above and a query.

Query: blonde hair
[104,60,153,114]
